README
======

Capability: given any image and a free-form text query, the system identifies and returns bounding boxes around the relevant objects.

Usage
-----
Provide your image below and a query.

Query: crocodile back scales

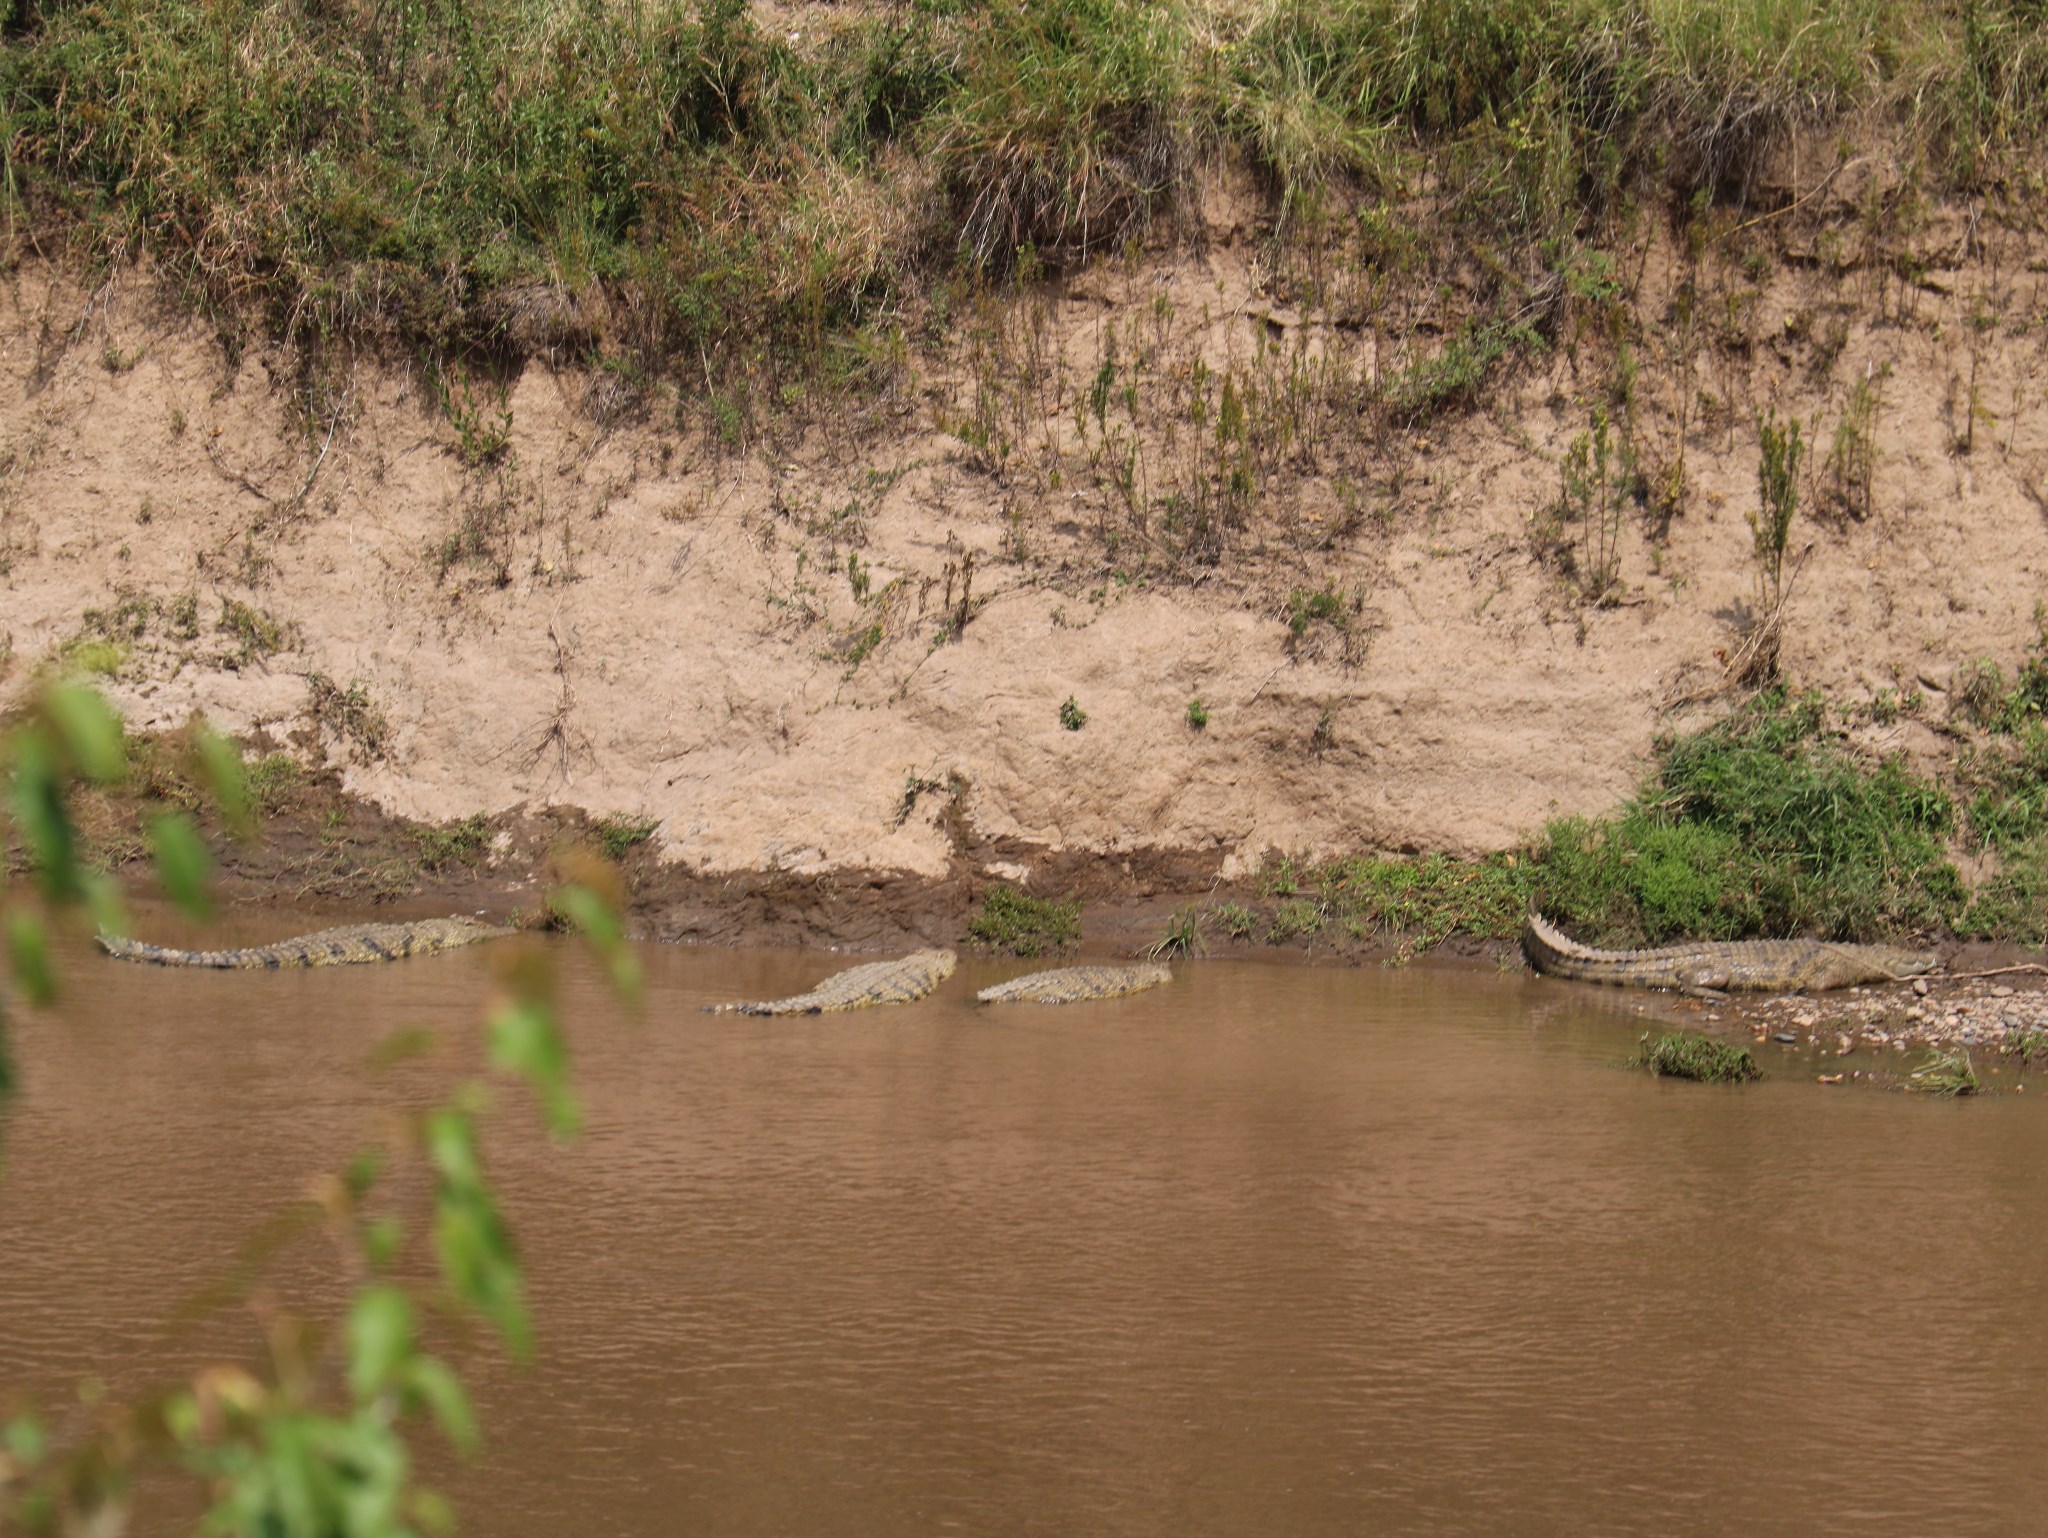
[97,916,514,969]
[1522,911,1935,992]
[977,963,1172,1004]
[706,950,957,1015]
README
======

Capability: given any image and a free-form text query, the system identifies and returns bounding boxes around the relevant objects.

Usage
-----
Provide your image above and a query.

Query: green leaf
[369,1026,434,1069]
[550,881,643,1001]
[487,1000,580,1138]
[83,873,128,941]
[11,732,80,904]
[364,1216,403,1270]
[425,1106,532,1354]
[7,909,55,1007]
[190,724,253,837]
[4,1413,45,1466]
[343,1150,385,1200]
[404,1358,478,1454]
[347,1286,417,1402]
[42,684,125,784]
[149,812,214,918]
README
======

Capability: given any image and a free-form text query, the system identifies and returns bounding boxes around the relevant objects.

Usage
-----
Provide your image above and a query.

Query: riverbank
[7,4,2048,964]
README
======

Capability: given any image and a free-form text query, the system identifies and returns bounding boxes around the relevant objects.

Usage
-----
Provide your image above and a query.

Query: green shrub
[967,884,1081,956]
[1538,690,1961,944]
[1059,696,1087,731]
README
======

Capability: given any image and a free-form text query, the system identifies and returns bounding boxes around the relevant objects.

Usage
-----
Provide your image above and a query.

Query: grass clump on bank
[1540,690,1962,945]
[1908,1047,1979,1097]
[1635,1032,1762,1084]
[967,884,1080,957]
[5,0,2048,392]
[1237,688,1985,956]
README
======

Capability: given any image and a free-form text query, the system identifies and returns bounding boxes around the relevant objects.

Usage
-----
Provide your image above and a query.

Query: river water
[4,923,2046,1536]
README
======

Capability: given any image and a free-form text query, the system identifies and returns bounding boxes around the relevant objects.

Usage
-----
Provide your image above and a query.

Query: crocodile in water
[977,962,1172,1004]
[98,916,515,969]
[1521,910,1937,994]
[705,950,957,1015]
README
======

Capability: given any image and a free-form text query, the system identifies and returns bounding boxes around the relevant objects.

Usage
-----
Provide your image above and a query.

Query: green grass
[1147,905,1207,959]
[413,814,494,873]
[1908,1046,1979,1097]
[593,813,661,861]
[1537,690,1962,944]
[1636,1032,1762,1084]
[967,884,1081,957]
[1235,687,1979,955]
[5,0,2046,393]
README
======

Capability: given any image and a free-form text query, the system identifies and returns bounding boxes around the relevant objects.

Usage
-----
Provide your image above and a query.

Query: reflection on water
[4,928,2046,1537]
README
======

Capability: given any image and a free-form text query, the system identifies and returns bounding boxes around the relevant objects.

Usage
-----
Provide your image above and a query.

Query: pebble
[1715,973,2048,1066]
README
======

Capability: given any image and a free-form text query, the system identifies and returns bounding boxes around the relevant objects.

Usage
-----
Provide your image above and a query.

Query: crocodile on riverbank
[704,949,957,1015]
[977,963,1172,1004]
[97,916,515,969]
[1521,910,1938,994]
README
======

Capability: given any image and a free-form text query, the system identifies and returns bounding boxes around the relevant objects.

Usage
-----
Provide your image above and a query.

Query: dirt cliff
[4,174,2046,913]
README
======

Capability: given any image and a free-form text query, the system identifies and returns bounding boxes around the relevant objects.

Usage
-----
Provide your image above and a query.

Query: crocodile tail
[1520,909,1578,971]
[97,932,198,966]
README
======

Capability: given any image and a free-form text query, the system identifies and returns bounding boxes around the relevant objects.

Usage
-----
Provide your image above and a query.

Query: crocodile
[98,916,514,969]
[1521,910,1937,994]
[977,962,1172,1005]
[704,949,957,1015]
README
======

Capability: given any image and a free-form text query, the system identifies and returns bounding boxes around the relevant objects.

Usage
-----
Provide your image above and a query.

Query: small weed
[305,672,390,763]
[413,814,494,872]
[838,621,885,673]
[1909,1047,1979,1097]
[1635,1032,1761,1083]
[893,770,950,827]
[244,753,304,814]
[58,637,128,677]
[1554,406,1629,603]
[1059,696,1088,731]
[166,592,200,640]
[1823,365,1887,523]
[967,885,1081,958]
[1309,705,1337,755]
[218,599,296,666]
[1148,906,1207,959]
[593,813,660,861]
[1286,585,1348,637]
[1751,407,1804,599]
[83,594,156,640]
[439,368,513,468]
[2003,1026,2048,1064]
[1267,897,1325,941]
[1211,902,1257,940]
[1185,698,1209,730]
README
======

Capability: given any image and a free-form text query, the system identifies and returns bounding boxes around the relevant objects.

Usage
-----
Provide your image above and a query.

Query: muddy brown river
[5,922,2047,1536]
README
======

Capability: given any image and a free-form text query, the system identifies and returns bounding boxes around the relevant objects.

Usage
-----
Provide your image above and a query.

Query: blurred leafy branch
[0,683,637,1537]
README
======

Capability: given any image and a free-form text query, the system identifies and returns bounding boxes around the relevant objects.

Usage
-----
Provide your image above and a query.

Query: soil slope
[4,183,2046,897]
